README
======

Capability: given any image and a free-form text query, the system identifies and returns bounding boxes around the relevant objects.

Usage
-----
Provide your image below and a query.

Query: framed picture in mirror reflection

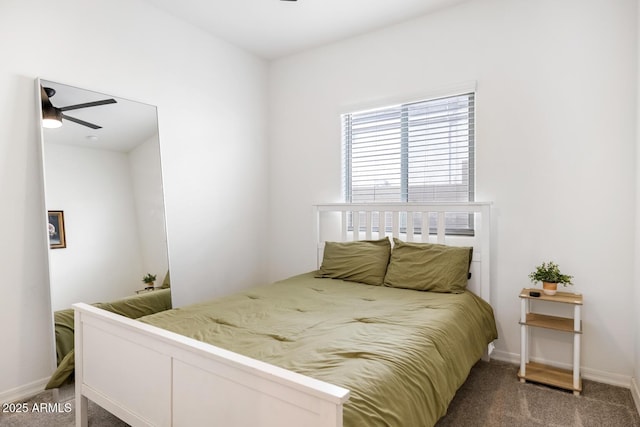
[48,210,66,249]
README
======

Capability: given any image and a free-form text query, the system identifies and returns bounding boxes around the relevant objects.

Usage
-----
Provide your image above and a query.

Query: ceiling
[143,0,469,59]
[41,80,159,153]
[41,2,466,146]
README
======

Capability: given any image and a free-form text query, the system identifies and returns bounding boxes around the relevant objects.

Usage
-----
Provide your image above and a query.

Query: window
[342,92,475,234]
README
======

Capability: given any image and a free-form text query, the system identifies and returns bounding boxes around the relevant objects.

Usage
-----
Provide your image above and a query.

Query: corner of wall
[0,377,49,405]
[631,377,640,416]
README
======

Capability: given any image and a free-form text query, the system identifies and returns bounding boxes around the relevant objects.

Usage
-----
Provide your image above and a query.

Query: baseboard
[631,377,640,416]
[491,349,632,389]
[0,377,48,405]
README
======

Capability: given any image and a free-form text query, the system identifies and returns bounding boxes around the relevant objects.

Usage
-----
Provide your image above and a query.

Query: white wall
[46,134,170,312]
[129,134,169,283]
[268,0,638,385]
[45,143,144,311]
[0,0,268,402]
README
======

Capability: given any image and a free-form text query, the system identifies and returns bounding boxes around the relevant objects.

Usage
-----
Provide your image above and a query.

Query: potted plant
[528,261,573,295]
[142,273,157,289]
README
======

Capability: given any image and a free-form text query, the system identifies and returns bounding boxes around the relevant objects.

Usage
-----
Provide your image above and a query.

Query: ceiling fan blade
[60,98,117,111]
[61,114,102,130]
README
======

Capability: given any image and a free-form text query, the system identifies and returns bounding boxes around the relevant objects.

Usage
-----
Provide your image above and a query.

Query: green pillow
[384,238,472,293]
[316,238,391,286]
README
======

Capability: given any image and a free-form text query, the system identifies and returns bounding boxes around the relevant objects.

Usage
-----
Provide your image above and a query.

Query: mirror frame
[35,78,171,381]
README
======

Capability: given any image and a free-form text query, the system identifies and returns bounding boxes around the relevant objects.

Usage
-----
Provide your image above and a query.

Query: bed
[46,286,172,389]
[73,202,495,427]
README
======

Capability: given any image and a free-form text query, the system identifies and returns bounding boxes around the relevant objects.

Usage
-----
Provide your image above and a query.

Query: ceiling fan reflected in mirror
[41,86,117,130]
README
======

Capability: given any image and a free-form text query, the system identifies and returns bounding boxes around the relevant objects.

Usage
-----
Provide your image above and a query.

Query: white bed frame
[73,202,492,427]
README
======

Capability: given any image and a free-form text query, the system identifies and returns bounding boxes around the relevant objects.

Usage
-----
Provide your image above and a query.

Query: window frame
[341,88,476,236]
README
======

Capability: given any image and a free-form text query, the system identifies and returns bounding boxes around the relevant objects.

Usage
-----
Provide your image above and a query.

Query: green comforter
[46,288,172,389]
[139,273,497,426]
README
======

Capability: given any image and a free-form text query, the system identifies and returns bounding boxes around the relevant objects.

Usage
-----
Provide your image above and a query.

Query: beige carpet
[1,360,638,426]
[0,384,126,427]
[437,360,640,427]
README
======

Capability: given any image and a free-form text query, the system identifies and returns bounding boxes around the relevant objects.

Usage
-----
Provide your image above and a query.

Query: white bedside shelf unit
[518,288,583,395]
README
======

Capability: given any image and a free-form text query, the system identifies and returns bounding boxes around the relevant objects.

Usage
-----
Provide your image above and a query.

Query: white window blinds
[343,92,475,204]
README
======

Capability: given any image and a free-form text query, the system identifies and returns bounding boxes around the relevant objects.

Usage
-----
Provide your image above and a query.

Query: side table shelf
[518,288,583,395]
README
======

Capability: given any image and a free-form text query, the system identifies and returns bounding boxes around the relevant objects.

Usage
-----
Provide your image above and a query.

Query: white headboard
[313,202,492,304]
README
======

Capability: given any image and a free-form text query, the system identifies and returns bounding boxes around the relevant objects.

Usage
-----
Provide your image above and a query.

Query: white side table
[518,288,583,395]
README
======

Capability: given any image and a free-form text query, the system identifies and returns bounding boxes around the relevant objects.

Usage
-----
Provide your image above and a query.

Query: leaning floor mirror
[37,78,171,389]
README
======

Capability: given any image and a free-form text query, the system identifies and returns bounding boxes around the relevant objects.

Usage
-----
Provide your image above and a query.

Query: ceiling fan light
[42,105,62,128]
[42,118,62,129]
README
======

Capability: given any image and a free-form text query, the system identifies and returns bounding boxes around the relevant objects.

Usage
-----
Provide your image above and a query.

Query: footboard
[73,303,350,427]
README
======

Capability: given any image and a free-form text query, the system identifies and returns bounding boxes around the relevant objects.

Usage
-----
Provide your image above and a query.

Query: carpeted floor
[0,384,126,427]
[1,360,638,426]
[437,360,640,427]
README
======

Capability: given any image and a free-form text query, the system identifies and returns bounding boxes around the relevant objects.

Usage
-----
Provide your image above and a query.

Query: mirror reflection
[39,79,170,311]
